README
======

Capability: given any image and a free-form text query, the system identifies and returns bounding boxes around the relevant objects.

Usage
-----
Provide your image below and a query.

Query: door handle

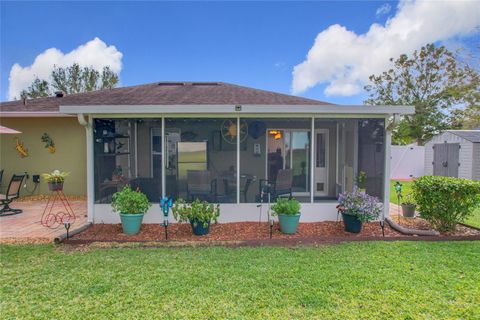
[442,161,448,167]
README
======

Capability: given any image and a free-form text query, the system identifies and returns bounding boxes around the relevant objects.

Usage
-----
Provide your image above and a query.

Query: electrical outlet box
[33,175,40,183]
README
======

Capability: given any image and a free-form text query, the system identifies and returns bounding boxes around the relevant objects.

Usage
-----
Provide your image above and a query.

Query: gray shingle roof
[447,130,480,143]
[0,82,334,113]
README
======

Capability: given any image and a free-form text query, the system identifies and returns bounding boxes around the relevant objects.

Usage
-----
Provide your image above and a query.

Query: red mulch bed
[390,215,480,236]
[70,221,402,243]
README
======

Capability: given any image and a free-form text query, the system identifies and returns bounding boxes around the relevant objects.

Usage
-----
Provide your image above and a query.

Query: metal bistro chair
[186,170,217,202]
[0,173,26,216]
[257,169,293,202]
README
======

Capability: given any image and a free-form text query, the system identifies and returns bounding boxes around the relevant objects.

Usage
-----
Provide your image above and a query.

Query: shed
[424,130,480,180]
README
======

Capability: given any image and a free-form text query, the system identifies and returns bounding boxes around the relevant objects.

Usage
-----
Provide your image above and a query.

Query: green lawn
[389,180,480,228]
[2,242,480,319]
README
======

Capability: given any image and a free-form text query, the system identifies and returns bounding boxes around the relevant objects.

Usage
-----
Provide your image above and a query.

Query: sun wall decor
[221,119,248,144]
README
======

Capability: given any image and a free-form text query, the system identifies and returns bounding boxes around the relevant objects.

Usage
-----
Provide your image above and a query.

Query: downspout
[77,114,94,223]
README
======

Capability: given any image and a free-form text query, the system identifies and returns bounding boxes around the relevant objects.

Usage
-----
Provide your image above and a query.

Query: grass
[1,242,480,319]
[389,180,480,228]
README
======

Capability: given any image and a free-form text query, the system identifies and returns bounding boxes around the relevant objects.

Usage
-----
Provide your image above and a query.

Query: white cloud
[8,37,123,100]
[376,3,392,17]
[292,0,480,96]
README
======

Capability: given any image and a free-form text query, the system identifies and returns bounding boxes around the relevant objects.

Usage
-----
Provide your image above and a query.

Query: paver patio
[0,200,87,243]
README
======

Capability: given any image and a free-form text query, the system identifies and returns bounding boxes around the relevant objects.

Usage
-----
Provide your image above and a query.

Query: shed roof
[447,130,480,143]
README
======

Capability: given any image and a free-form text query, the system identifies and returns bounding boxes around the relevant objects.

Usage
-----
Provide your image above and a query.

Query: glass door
[267,129,310,195]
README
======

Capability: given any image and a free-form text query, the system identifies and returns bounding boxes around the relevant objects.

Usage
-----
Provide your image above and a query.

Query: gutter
[0,111,74,118]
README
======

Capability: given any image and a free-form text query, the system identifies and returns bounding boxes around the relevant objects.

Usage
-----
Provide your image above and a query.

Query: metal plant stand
[41,189,76,228]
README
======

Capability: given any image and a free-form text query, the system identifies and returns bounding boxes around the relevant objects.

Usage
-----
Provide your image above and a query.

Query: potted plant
[337,188,382,233]
[401,194,416,218]
[42,170,69,191]
[172,198,220,235]
[111,186,151,235]
[271,197,301,234]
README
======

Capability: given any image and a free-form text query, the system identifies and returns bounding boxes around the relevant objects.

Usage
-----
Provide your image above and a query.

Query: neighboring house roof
[446,130,480,143]
[0,82,333,113]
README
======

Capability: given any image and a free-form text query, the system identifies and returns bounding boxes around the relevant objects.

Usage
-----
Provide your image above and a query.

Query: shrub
[111,186,151,214]
[413,176,480,232]
[271,197,301,216]
[337,187,382,222]
[172,198,220,228]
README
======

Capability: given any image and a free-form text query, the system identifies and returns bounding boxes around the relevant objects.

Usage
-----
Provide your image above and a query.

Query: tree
[20,63,119,99]
[364,44,480,145]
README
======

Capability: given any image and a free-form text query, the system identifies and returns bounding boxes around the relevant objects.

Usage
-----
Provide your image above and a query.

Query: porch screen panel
[164,118,237,203]
[357,119,385,200]
[240,118,311,203]
[93,118,163,203]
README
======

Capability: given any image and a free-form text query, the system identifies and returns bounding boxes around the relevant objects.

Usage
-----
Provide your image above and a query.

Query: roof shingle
[0,82,333,113]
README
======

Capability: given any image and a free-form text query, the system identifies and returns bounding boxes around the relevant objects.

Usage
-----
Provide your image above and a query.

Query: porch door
[314,129,329,196]
[267,129,310,195]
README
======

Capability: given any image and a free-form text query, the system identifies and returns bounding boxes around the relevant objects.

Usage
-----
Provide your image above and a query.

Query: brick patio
[0,200,87,243]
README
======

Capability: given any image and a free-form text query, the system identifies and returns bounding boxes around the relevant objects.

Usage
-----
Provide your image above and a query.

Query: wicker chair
[257,169,293,202]
[186,170,217,202]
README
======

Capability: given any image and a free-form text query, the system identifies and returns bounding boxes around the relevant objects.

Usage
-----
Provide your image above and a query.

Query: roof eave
[59,104,415,115]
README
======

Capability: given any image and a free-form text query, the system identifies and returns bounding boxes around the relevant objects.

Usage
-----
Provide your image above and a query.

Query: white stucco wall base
[93,202,341,224]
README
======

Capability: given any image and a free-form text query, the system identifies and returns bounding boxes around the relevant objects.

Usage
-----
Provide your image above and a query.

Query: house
[424,130,480,180]
[0,81,414,223]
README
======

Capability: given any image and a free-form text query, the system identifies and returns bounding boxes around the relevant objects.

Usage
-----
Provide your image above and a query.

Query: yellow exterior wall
[0,117,86,196]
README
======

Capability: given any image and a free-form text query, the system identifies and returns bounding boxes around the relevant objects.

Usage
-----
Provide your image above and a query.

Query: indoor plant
[271,197,301,234]
[356,171,367,192]
[337,187,382,233]
[111,186,151,235]
[172,198,220,235]
[42,170,69,191]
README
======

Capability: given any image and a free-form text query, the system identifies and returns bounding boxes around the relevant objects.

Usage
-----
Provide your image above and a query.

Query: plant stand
[41,190,76,228]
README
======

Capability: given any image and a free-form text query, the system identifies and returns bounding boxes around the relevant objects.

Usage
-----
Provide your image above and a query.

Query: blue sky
[1,1,478,103]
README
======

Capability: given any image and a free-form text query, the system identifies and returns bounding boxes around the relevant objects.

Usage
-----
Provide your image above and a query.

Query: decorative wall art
[14,137,28,158]
[41,133,56,153]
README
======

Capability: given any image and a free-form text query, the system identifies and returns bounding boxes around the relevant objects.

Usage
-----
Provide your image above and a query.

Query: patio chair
[257,169,293,202]
[187,170,217,202]
[0,173,26,216]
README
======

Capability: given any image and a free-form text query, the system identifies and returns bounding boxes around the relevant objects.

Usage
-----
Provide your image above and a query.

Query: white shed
[424,130,480,180]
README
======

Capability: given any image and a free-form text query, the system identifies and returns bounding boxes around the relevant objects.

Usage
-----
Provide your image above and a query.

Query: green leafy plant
[111,186,151,214]
[271,197,301,216]
[401,193,416,206]
[172,198,220,228]
[356,171,367,189]
[41,170,69,183]
[413,176,480,232]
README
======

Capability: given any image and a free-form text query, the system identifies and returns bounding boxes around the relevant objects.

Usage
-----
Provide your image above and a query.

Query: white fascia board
[0,111,74,117]
[60,104,414,115]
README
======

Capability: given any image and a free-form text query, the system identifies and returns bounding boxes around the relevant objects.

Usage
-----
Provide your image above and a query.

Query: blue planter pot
[342,213,362,233]
[278,213,301,234]
[120,213,144,235]
[190,219,210,236]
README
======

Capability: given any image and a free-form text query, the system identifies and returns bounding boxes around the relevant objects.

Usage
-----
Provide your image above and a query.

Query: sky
[1,1,479,104]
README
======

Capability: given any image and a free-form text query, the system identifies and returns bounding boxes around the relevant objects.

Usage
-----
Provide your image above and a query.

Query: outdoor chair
[0,173,26,216]
[187,170,217,202]
[257,169,293,202]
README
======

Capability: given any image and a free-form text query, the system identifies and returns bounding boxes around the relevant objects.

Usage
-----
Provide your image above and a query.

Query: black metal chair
[0,174,25,216]
[186,170,217,202]
[257,169,293,202]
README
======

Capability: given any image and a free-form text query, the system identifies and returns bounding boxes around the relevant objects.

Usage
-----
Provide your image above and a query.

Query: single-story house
[424,130,480,180]
[0,82,413,223]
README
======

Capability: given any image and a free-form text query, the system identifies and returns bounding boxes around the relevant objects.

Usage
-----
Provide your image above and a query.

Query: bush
[271,197,301,216]
[172,198,220,228]
[413,176,480,232]
[111,186,151,214]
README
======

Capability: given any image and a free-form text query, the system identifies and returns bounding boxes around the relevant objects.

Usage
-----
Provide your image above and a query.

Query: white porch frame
[64,104,413,223]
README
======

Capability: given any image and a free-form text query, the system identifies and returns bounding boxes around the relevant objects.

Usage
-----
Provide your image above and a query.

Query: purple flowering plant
[337,187,383,222]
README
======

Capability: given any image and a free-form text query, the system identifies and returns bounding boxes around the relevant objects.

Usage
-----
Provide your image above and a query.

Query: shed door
[433,143,459,177]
